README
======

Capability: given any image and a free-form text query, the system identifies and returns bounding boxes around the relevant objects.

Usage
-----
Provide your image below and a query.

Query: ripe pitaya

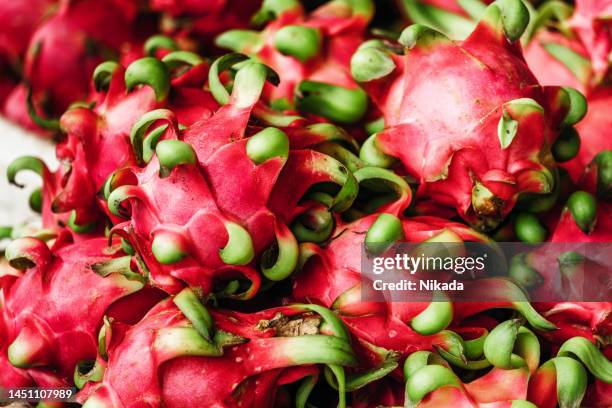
[0,0,55,106]
[77,290,359,407]
[352,0,586,230]
[404,319,543,407]
[216,0,373,124]
[104,54,358,294]
[6,50,219,236]
[404,322,612,408]
[527,336,612,408]
[505,186,611,347]
[523,0,611,180]
[0,236,164,389]
[152,0,262,53]
[538,193,611,345]
[2,0,140,132]
[293,179,555,361]
[566,0,612,82]
[0,0,55,65]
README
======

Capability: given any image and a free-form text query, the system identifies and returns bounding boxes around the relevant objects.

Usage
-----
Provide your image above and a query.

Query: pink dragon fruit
[293,171,556,363]
[0,236,164,390]
[403,319,542,407]
[0,0,55,64]
[6,49,219,236]
[567,0,612,82]
[505,182,611,347]
[565,87,612,180]
[7,154,102,238]
[104,54,358,295]
[216,0,373,124]
[2,0,140,132]
[527,336,612,408]
[523,0,611,180]
[537,192,611,345]
[351,0,586,231]
[151,0,262,53]
[0,0,55,105]
[404,321,612,407]
[77,289,359,407]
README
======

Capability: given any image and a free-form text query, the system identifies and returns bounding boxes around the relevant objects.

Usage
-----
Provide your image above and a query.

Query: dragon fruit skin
[352,378,405,408]
[103,58,277,293]
[78,295,358,408]
[107,125,354,296]
[152,0,262,54]
[107,154,263,295]
[404,323,610,408]
[7,154,102,239]
[524,30,589,94]
[151,0,228,15]
[216,0,372,124]
[5,52,220,236]
[58,54,218,203]
[1,0,138,131]
[0,0,55,106]
[534,201,612,345]
[0,0,55,64]
[401,320,542,407]
[563,87,612,181]
[352,0,579,231]
[105,55,360,294]
[522,0,612,181]
[524,32,611,182]
[293,208,555,358]
[0,237,164,389]
[567,0,612,82]
[507,174,611,347]
[583,379,612,408]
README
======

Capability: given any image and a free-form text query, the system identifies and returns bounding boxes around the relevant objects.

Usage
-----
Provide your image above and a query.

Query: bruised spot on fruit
[471,183,504,217]
[256,313,321,337]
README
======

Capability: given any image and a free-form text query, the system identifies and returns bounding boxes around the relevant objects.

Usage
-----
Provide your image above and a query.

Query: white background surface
[0,118,56,227]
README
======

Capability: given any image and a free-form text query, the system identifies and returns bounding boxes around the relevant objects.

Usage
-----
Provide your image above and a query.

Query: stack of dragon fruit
[0,0,610,406]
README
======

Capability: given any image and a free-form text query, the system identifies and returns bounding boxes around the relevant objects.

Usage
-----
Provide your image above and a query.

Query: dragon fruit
[151,0,262,53]
[0,0,55,65]
[351,0,586,231]
[2,0,140,132]
[216,0,373,124]
[534,192,611,345]
[523,0,611,180]
[505,178,611,347]
[0,236,164,389]
[404,321,612,407]
[104,53,358,295]
[566,0,612,82]
[293,177,556,361]
[527,336,612,408]
[77,290,359,407]
[0,0,55,106]
[6,49,219,236]
[403,319,542,407]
